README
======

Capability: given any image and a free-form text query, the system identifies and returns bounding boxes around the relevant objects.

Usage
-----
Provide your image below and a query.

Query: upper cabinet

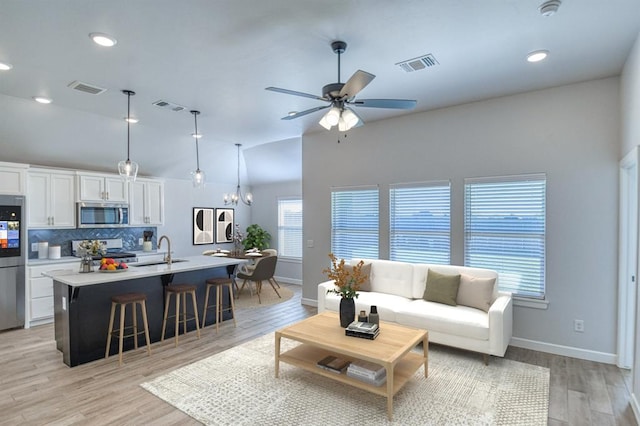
[129,178,164,226]
[0,162,28,195]
[28,169,76,228]
[77,173,128,203]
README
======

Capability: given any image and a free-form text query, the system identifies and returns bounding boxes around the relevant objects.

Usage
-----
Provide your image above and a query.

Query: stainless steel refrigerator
[0,195,25,331]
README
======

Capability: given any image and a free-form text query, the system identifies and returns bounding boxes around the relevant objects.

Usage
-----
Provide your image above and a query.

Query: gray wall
[303,77,620,357]
[157,178,251,257]
[621,30,640,409]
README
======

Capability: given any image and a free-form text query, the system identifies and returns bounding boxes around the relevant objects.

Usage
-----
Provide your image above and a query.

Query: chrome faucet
[158,235,172,264]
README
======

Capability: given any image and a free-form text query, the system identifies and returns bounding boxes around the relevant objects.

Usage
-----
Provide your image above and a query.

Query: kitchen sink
[130,259,188,267]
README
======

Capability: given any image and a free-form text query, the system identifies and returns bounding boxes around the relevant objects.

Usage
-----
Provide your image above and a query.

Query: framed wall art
[215,208,234,244]
[193,207,214,245]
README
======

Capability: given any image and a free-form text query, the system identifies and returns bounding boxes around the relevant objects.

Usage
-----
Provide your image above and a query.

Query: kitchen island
[47,255,246,367]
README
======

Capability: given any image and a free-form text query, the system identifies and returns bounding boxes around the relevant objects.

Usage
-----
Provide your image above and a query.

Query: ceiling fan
[266,40,417,131]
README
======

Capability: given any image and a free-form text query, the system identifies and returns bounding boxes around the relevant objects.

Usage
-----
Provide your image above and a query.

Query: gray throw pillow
[456,274,496,312]
[423,270,461,306]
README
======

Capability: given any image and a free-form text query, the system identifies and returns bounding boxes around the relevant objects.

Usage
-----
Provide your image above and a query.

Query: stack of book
[345,321,379,340]
[316,355,350,374]
[346,360,387,386]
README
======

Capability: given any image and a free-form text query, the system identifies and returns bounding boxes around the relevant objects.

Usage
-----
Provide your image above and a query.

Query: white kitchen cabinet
[26,261,79,328]
[0,162,28,195]
[129,178,164,225]
[77,173,128,202]
[27,169,76,228]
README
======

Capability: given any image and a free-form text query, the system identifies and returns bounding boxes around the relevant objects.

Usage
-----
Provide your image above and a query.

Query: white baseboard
[274,276,302,286]
[301,297,318,307]
[631,393,640,424]
[510,337,617,364]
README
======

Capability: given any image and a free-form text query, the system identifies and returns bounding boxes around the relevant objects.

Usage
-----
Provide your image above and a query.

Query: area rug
[233,284,294,309]
[141,333,549,425]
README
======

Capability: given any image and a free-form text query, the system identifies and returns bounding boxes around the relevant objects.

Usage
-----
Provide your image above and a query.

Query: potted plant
[323,253,366,327]
[242,224,271,250]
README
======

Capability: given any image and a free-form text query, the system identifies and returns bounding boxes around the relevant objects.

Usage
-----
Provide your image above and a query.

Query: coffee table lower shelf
[277,343,425,404]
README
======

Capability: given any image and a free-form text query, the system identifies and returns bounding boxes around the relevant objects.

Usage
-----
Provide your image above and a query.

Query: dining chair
[236,255,280,304]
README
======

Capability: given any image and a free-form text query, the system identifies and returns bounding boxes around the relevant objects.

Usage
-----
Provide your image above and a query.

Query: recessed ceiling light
[527,50,548,63]
[33,96,52,104]
[89,32,117,47]
[288,111,297,116]
[0,62,13,71]
[191,133,203,139]
[124,117,138,123]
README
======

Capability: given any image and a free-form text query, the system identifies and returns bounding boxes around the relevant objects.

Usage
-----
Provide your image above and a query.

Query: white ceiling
[0,0,638,184]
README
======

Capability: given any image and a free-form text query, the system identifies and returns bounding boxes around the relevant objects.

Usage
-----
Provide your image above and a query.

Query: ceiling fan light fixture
[318,114,333,130]
[118,89,138,182]
[325,107,340,126]
[341,108,360,130]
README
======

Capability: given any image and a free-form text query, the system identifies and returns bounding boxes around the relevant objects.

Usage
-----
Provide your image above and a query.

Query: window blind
[331,187,379,260]
[464,174,546,298]
[277,198,302,259]
[390,182,451,264]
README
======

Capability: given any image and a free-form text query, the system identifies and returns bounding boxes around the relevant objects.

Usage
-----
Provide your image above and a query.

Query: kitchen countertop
[43,255,246,287]
[27,256,80,266]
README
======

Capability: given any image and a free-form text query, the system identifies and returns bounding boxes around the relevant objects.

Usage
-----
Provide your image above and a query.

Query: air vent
[67,80,107,95]
[152,99,186,112]
[395,54,439,73]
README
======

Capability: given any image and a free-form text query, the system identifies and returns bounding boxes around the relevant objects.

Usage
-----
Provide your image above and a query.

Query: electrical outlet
[138,238,144,245]
[31,242,38,252]
[574,319,584,332]
[307,239,314,248]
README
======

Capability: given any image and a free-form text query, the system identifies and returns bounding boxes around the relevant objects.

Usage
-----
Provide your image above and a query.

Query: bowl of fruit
[98,258,129,272]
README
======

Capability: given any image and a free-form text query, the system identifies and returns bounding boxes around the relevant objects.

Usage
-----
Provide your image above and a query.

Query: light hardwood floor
[0,284,636,425]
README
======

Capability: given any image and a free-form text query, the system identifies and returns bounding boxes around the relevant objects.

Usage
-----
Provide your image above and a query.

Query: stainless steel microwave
[77,202,129,228]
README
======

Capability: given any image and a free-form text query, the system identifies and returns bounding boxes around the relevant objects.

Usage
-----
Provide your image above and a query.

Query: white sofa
[317,259,513,359]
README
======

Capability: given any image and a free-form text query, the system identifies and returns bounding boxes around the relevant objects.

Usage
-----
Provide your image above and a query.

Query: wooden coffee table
[275,311,428,420]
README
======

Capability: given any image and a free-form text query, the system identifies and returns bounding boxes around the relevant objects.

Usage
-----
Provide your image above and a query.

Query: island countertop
[44,255,246,287]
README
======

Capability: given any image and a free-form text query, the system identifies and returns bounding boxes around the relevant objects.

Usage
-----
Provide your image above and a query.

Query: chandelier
[224,143,252,206]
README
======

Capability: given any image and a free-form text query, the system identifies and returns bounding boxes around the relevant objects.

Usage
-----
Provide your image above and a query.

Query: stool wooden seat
[161,284,200,347]
[202,277,237,332]
[105,292,151,366]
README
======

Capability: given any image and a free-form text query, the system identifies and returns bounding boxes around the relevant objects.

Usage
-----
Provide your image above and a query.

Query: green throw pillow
[423,270,461,306]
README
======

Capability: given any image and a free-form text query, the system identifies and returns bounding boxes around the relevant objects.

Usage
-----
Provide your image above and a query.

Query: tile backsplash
[27,227,157,259]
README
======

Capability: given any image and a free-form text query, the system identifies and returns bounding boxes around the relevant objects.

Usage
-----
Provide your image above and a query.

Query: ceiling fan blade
[266,86,327,102]
[352,99,417,109]
[339,70,375,99]
[281,105,331,120]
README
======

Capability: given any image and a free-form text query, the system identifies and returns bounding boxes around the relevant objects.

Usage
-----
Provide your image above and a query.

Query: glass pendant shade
[119,90,138,182]
[224,143,252,206]
[191,169,205,188]
[118,159,139,182]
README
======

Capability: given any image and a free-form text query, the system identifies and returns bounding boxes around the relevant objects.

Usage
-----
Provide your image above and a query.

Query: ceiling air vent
[152,99,186,112]
[395,54,439,73]
[67,80,107,95]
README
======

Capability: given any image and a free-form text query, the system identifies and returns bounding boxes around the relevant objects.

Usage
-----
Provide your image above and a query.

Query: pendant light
[118,89,138,182]
[223,143,252,206]
[190,110,205,188]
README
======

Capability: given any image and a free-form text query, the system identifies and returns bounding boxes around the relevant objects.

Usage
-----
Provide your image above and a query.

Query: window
[390,181,451,264]
[277,198,302,259]
[464,174,546,298]
[331,187,379,260]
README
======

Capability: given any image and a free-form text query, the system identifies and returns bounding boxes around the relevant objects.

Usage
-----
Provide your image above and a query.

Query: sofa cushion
[323,291,411,323]
[353,259,414,299]
[397,300,490,340]
[423,269,461,306]
[456,274,496,312]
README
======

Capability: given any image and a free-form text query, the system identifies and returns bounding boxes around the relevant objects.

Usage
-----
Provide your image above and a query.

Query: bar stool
[105,292,151,366]
[161,283,200,347]
[202,277,237,332]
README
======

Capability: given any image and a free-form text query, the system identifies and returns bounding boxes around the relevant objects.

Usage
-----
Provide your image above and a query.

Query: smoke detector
[539,0,561,16]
